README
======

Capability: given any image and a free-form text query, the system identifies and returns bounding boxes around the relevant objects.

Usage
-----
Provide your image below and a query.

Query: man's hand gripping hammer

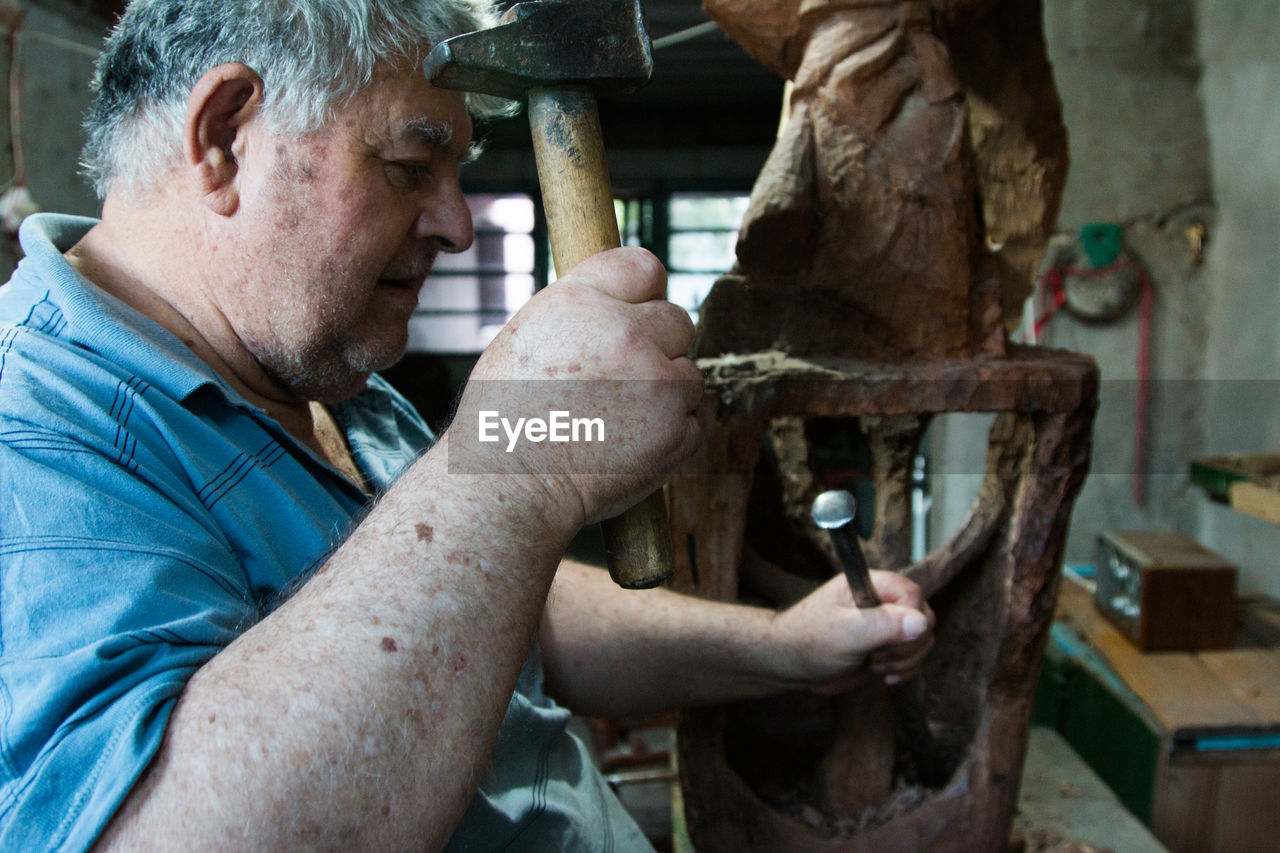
[424,0,675,590]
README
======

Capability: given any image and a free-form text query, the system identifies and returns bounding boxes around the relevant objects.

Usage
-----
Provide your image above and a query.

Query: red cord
[1133,270,1153,507]
[1032,266,1066,340]
[1034,257,1154,506]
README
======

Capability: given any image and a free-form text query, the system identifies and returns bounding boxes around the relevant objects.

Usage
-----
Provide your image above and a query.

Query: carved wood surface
[669,352,1097,851]
[694,0,1068,361]
[674,0,1087,848]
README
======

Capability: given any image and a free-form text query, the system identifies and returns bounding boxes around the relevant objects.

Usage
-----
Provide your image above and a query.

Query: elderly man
[0,1,933,850]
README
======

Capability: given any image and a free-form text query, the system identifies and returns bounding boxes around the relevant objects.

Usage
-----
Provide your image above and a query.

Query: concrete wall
[1035,0,1214,568]
[0,1,104,279]
[1193,0,1280,597]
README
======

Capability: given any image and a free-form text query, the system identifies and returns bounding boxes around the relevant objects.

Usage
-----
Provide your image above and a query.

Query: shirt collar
[14,212,250,408]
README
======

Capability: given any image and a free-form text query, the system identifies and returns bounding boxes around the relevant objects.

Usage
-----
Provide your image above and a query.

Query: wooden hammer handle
[528,86,674,589]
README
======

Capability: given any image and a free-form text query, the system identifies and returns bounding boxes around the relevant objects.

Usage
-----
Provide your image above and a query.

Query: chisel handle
[528,86,674,589]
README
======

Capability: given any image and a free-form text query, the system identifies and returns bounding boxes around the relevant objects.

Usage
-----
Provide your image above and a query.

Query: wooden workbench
[1048,574,1280,853]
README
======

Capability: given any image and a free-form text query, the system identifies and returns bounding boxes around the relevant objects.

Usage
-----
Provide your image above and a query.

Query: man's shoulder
[0,311,166,474]
[0,286,110,403]
[0,253,203,469]
[3,213,227,410]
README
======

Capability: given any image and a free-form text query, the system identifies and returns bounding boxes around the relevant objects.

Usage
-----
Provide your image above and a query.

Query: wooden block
[1196,649,1280,724]
[1230,478,1280,526]
[1095,531,1236,652]
[1108,652,1262,737]
[1141,568,1236,651]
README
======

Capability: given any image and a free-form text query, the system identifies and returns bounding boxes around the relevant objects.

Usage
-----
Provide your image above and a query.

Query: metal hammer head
[423,0,653,102]
[810,490,858,531]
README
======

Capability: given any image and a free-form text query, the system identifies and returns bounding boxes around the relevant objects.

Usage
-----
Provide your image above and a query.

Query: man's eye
[387,162,432,188]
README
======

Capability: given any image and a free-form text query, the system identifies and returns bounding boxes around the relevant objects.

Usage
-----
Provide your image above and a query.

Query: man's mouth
[378,251,437,302]
[378,275,423,288]
[375,274,427,307]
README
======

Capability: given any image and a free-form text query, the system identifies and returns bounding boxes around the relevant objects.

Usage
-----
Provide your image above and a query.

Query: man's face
[225,63,475,402]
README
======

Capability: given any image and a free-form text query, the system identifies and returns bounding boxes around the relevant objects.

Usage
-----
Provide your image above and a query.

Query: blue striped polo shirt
[0,214,650,853]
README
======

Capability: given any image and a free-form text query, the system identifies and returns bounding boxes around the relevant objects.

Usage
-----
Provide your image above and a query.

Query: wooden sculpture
[668,1,1097,849]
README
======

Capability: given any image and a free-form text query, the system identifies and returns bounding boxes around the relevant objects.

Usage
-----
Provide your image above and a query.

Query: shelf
[1192,454,1280,526]
[1229,478,1280,526]
[1191,453,1280,503]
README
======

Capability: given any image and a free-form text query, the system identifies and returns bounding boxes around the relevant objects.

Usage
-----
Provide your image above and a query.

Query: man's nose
[416,180,474,254]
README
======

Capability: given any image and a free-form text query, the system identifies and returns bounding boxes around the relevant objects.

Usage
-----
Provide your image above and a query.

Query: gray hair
[81,0,508,200]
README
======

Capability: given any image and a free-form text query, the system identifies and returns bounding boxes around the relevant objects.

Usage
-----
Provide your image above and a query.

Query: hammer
[424,0,674,590]
[811,489,950,788]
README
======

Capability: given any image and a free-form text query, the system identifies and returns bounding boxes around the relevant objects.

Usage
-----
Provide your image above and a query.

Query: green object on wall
[1079,223,1124,268]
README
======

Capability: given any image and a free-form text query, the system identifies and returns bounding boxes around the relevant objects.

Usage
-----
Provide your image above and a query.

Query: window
[408,193,539,353]
[407,189,750,353]
[666,192,749,323]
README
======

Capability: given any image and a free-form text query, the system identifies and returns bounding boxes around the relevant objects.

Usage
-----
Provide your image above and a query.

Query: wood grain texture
[671,0,1086,847]
[528,87,620,268]
[695,0,1067,362]
[527,87,673,589]
[670,353,1097,851]
[1152,747,1280,853]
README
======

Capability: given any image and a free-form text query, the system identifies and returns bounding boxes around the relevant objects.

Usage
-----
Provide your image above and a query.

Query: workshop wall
[1037,0,1212,565]
[1192,0,1280,597]
[0,1,103,279]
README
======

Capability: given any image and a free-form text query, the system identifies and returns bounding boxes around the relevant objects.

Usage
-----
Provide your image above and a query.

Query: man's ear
[184,63,264,216]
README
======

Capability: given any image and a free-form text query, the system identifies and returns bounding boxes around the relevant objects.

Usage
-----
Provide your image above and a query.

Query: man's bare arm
[93,445,575,852]
[540,560,934,719]
[93,249,702,852]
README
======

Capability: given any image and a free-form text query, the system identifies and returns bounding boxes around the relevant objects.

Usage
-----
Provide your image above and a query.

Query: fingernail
[902,611,927,640]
